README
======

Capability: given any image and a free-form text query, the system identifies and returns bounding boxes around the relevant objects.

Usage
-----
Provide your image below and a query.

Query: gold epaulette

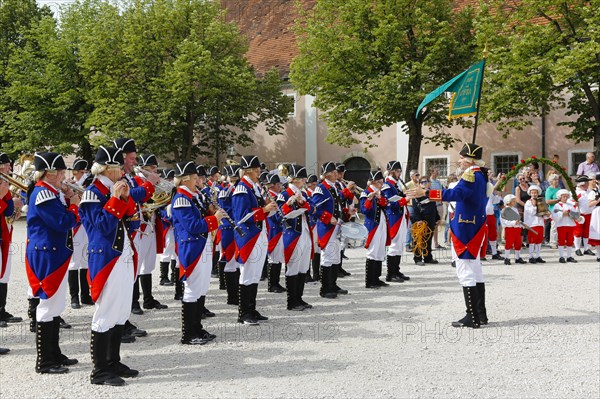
[461,168,475,183]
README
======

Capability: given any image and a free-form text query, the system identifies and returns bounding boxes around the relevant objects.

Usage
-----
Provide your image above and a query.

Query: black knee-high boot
[237,285,259,325]
[225,270,239,305]
[28,298,40,333]
[311,253,321,282]
[218,260,226,290]
[0,283,21,324]
[132,277,143,314]
[109,325,138,377]
[67,270,80,309]
[159,261,173,286]
[90,329,124,385]
[36,320,68,374]
[268,263,286,293]
[79,269,94,305]
[297,272,311,309]
[477,282,488,325]
[173,264,183,301]
[211,251,220,278]
[181,301,207,345]
[319,266,336,299]
[286,275,303,311]
[140,274,167,310]
[451,286,481,329]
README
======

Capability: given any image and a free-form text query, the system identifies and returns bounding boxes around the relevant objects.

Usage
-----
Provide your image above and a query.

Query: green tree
[0,0,53,157]
[290,0,477,175]
[478,0,600,156]
[80,0,292,166]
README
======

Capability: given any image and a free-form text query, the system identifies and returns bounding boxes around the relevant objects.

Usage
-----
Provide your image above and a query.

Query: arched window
[344,157,371,189]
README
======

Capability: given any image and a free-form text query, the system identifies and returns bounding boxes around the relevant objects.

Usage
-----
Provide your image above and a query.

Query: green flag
[416,60,485,119]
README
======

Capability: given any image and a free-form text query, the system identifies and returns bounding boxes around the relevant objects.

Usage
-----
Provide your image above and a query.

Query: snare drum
[340,222,369,248]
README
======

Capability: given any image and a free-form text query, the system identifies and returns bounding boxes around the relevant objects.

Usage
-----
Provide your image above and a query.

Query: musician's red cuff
[126,197,137,216]
[253,207,266,222]
[342,188,354,200]
[140,181,155,202]
[104,197,129,219]
[398,198,407,207]
[378,196,387,207]
[364,198,373,210]
[67,204,80,222]
[302,201,311,210]
[320,211,332,225]
[282,203,292,215]
[205,216,219,232]
[429,189,442,202]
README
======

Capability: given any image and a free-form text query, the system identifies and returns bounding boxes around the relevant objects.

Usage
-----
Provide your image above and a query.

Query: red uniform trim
[25,255,71,299]
[104,197,129,219]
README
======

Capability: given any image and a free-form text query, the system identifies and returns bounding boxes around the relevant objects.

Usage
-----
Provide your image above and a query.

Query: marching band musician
[360,170,390,288]
[574,176,594,256]
[134,154,167,311]
[0,152,23,328]
[206,166,221,278]
[587,173,600,262]
[266,173,287,293]
[407,143,488,329]
[381,161,411,283]
[334,163,354,276]
[158,169,177,287]
[524,185,550,263]
[232,155,278,325]
[276,164,314,311]
[259,171,270,282]
[304,174,320,283]
[193,164,216,319]
[113,137,158,341]
[311,161,355,299]
[67,159,94,309]
[171,162,224,345]
[219,164,241,305]
[552,189,579,263]
[26,152,80,374]
[79,146,139,386]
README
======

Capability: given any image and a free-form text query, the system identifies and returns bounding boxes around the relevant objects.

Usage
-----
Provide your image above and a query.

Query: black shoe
[334,286,348,295]
[491,254,504,260]
[60,356,79,366]
[120,334,136,344]
[131,303,144,315]
[201,308,216,319]
[124,321,147,337]
[198,329,217,341]
[252,310,269,322]
[515,258,527,264]
[583,249,595,256]
[451,261,456,268]
[237,316,260,325]
[320,292,337,299]
[71,299,81,309]
[268,284,286,293]
[398,273,410,281]
[375,280,390,287]
[386,275,404,282]
[528,258,537,264]
[0,311,23,323]
[559,257,566,263]
[504,259,511,265]
[159,277,174,286]
[39,366,70,374]
[424,259,439,264]
[566,257,578,263]
[480,257,487,261]
[536,257,546,263]
[143,299,168,310]
[58,317,71,329]
[181,336,209,345]
[575,249,583,256]
[113,362,139,378]
[81,296,94,306]
[415,261,425,266]
[0,348,9,355]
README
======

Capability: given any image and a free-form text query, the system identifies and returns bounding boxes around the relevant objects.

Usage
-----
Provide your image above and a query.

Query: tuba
[134,167,175,212]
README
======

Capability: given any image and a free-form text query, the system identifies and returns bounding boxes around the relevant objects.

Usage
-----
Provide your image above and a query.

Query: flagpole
[472,43,488,143]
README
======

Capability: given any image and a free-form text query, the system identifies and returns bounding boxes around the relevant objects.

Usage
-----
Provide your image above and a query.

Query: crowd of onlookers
[407,152,599,264]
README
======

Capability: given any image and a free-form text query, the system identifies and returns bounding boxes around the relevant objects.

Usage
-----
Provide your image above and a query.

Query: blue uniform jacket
[277,187,314,262]
[26,181,78,299]
[381,177,409,240]
[232,177,267,264]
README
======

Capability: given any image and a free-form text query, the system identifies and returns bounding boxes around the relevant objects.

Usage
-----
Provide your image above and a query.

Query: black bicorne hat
[195,164,207,177]
[71,159,89,171]
[336,163,346,173]
[259,171,269,183]
[34,152,67,171]
[288,164,308,179]
[162,169,175,179]
[307,174,318,184]
[207,166,219,176]
[266,173,281,185]
[321,161,337,175]
[370,170,384,181]
[0,152,10,164]
[386,160,402,172]
[113,138,137,153]
[459,143,483,160]
[138,153,158,167]
[94,146,124,166]
[241,155,261,170]
[175,161,197,177]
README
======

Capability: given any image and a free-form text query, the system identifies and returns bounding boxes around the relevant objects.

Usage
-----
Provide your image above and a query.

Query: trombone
[341,178,365,194]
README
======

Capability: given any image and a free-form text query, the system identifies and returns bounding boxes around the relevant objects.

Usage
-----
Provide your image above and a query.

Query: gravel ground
[1,220,599,398]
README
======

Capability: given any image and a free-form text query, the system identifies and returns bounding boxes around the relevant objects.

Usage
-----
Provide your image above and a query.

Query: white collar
[97,174,115,189]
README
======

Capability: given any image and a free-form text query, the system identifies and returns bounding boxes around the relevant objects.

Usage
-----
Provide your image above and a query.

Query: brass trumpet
[134,167,174,211]
[341,178,365,194]
[0,172,29,224]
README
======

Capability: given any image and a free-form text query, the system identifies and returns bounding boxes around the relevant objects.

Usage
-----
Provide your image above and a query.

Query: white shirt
[551,200,578,227]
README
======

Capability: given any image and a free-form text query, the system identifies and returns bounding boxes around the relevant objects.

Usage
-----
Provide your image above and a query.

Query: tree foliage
[477,0,600,155]
[290,0,477,174]
[0,0,292,165]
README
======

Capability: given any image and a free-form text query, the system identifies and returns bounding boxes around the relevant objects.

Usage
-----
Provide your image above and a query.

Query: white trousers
[223,257,239,272]
[182,236,213,302]
[68,226,88,271]
[387,216,408,256]
[159,228,177,262]
[240,228,268,285]
[268,236,284,264]
[285,219,312,276]
[451,244,484,286]
[91,239,135,332]
[37,272,68,322]
[320,225,341,267]
[312,227,320,254]
[366,213,387,261]
[138,225,157,275]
